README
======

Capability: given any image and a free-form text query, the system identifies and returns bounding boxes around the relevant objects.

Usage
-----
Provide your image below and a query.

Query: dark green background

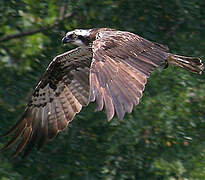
[0,0,204,179]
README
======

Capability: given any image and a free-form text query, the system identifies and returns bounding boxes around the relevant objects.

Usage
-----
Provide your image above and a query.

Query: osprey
[1,28,203,157]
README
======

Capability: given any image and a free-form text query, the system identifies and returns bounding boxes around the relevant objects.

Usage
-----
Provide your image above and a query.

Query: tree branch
[59,2,67,20]
[0,12,74,43]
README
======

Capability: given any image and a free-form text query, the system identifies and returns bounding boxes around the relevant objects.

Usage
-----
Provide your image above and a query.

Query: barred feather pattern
[90,31,168,121]
[0,46,92,157]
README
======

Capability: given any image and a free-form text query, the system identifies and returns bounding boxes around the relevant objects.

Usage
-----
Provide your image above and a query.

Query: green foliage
[0,0,204,179]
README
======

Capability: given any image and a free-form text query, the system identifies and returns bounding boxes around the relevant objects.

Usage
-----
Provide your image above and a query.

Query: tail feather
[167,54,204,74]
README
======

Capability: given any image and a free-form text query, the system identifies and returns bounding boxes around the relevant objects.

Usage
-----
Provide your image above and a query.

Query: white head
[62,29,92,46]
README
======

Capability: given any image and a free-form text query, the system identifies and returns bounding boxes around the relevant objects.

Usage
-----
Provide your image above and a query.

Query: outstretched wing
[89,30,169,121]
[1,46,93,157]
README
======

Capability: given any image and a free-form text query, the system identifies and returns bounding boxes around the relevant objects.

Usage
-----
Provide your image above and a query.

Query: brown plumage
[0,28,203,157]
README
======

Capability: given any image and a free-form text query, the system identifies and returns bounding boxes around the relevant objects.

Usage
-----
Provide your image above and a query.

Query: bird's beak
[62,36,72,44]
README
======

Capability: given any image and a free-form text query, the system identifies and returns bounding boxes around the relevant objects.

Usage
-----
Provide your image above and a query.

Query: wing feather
[47,101,59,138]
[0,46,92,156]
[11,127,32,158]
[1,122,26,151]
[90,30,168,120]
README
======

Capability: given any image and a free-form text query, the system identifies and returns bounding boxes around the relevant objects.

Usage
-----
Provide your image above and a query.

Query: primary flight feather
[1,28,203,157]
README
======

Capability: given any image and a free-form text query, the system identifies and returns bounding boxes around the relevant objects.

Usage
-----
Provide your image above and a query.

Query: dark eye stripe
[78,35,91,46]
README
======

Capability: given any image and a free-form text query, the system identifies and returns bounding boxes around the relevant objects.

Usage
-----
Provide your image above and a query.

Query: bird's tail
[167,54,204,74]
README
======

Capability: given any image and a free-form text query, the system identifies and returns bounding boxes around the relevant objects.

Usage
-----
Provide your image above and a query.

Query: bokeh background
[0,0,205,179]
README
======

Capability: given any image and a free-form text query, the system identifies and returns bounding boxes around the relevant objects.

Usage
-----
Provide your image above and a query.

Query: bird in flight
[1,28,203,157]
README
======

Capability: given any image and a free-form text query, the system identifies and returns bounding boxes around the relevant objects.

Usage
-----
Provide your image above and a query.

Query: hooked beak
[62,36,72,44]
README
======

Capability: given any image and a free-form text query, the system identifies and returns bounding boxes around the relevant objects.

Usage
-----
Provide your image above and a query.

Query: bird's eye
[72,33,77,39]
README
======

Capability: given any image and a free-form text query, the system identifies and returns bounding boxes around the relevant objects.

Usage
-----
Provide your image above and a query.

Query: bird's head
[62,29,92,46]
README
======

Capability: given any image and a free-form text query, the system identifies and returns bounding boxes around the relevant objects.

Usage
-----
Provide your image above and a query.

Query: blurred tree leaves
[0,0,204,179]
